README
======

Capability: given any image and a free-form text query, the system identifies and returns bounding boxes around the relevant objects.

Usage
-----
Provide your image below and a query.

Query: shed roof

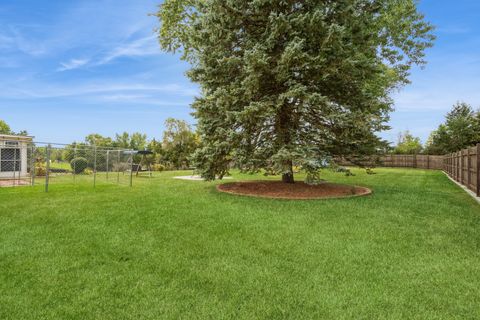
[0,134,34,141]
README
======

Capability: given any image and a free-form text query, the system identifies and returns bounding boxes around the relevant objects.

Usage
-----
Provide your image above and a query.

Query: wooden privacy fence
[444,144,480,196]
[381,155,444,170]
[338,154,444,170]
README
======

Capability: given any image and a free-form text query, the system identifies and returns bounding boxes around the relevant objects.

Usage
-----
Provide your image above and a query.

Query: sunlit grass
[1,168,479,319]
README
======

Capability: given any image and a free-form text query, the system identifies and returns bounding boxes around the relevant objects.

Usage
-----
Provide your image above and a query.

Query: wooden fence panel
[377,155,444,170]
[444,144,480,196]
[339,154,444,170]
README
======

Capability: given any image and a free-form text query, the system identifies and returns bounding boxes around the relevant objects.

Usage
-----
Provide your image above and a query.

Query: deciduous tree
[0,119,11,134]
[0,119,27,136]
[161,118,199,169]
[394,131,423,154]
[85,134,113,147]
[114,132,148,150]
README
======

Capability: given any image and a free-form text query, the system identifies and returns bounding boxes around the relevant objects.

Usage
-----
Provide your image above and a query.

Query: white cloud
[97,35,160,65]
[98,94,190,106]
[0,28,46,56]
[392,86,480,112]
[101,94,150,101]
[436,26,470,35]
[55,35,161,71]
[57,58,90,71]
[1,82,198,100]
[0,33,14,49]
[1,1,161,70]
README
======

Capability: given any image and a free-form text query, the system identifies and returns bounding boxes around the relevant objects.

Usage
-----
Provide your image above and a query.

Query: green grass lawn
[49,161,71,170]
[1,168,480,319]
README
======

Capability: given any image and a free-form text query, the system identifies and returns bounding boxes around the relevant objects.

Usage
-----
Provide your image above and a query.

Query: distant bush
[335,166,355,177]
[35,163,46,176]
[70,157,88,174]
[152,164,165,172]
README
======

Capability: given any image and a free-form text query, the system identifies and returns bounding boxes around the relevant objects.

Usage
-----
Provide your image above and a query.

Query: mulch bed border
[216,180,373,200]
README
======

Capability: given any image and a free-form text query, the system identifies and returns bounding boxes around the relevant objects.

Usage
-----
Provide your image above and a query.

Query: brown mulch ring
[217,180,372,200]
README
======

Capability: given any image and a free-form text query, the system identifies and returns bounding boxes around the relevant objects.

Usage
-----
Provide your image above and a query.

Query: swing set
[132,149,154,177]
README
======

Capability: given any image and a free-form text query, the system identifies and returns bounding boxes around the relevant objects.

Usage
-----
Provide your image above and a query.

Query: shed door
[0,148,21,172]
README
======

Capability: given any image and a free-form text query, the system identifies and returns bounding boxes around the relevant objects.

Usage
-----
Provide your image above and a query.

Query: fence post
[446,154,449,174]
[445,154,448,172]
[447,154,450,174]
[448,153,451,174]
[93,145,97,188]
[459,152,463,180]
[454,152,456,178]
[452,153,454,177]
[451,153,453,175]
[12,145,17,187]
[453,152,458,181]
[458,151,461,180]
[129,153,133,187]
[413,154,417,168]
[459,150,462,183]
[30,145,35,186]
[451,153,454,175]
[45,144,51,192]
[467,148,471,189]
[459,151,462,181]
[106,150,110,180]
[477,144,480,196]
[453,152,456,178]
[117,150,121,184]
[73,146,77,184]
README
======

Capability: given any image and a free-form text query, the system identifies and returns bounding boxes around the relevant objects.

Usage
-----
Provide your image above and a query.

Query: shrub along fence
[444,144,480,196]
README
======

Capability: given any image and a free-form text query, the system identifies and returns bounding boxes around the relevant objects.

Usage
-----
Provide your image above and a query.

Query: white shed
[0,134,34,180]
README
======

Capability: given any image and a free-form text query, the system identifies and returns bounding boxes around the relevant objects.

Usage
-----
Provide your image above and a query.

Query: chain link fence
[0,138,143,191]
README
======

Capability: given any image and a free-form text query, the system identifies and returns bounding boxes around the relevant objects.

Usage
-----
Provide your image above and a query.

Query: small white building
[0,134,34,180]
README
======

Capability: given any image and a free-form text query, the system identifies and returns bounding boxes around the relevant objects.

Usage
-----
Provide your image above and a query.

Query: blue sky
[0,0,479,145]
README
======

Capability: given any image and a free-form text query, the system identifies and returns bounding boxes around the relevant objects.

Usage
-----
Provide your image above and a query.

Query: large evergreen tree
[425,102,479,154]
[444,102,478,150]
[424,124,449,155]
[156,0,434,183]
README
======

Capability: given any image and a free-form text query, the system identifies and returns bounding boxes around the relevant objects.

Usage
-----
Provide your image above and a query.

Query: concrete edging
[443,171,480,204]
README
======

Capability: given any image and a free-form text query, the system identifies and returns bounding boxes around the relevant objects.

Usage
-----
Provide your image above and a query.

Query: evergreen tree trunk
[277,105,295,184]
[282,160,294,183]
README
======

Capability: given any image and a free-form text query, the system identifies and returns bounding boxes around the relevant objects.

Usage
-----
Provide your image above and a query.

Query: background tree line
[0,117,199,171]
[64,118,200,170]
[3,100,478,173]
[0,119,28,136]
[393,102,480,155]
